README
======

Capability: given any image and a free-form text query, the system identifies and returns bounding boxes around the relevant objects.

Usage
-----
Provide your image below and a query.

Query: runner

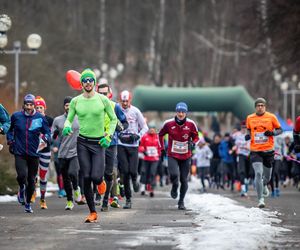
[233,121,251,196]
[34,96,53,209]
[63,69,117,222]
[193,137,213,192]
[117,90,148,209]
[246,97,282,208]
[293,116,300,153]
[159,102,199,210]
[96,81,128,211]
[52,96,82,210]
[139,123,160,197]
[0,103,10,136]
[7,94,51,213]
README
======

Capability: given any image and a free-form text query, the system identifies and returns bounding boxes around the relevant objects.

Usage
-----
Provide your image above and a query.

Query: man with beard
[7,94,50,213]
[63,69,117,223]
[159,102,199,210]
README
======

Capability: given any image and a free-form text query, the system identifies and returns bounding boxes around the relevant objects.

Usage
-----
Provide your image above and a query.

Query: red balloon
[66,70,82,90]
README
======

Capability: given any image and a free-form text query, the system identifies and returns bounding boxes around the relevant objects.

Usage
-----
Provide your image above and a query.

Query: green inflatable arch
[132,85,255,120]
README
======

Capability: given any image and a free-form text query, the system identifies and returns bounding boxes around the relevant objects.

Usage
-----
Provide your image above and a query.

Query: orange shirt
[246,112,281,152]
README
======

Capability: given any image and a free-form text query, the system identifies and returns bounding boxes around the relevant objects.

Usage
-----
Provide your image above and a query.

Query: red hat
[119,90,132,101]
[34,96,46,109]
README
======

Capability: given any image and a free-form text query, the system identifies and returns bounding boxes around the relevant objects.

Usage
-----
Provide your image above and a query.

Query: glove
[115,122,124,132]
[62,126,73,136]
[264,130,274,136]
[99,135,112,148]
[245,134,251,141]
[130,134,140,142]
[52,129,59,140]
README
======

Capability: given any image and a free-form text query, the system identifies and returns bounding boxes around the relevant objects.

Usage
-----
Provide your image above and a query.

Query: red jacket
[139,132,160,161]
[159,118,199,160]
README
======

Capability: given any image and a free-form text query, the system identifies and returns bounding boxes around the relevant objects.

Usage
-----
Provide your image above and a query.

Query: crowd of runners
[1,68,300,222]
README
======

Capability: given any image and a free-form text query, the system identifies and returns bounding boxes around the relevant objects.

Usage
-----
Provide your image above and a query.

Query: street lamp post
[0,14,42,109]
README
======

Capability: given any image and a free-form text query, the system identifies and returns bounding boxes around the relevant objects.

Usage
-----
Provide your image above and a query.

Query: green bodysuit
[64,93,117,138]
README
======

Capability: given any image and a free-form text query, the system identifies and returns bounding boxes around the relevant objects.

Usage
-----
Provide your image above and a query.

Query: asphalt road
[0,185,299,250]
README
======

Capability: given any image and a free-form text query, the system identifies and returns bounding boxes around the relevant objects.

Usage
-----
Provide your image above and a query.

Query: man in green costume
[63,69,117,223]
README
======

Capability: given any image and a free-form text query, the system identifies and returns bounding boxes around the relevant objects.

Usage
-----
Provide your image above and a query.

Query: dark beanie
[254,97,266,107]
[64,96,73,106]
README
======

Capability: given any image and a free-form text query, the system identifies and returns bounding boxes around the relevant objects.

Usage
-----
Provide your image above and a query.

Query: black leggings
[59,157,79,201]
[117,145,139,200]
[15,155,39,204]
[168,157,191,203]
[103,145,117,201]
[140,160,159,187]
[269,160,280,191]
[77,137,105,213]
[237,154,251,185]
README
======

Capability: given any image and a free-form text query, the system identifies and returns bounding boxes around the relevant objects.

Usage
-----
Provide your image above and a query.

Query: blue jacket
[218,139,234,163]
[0,104,10,135]
[7,110,51,157]
[111,103,128,146]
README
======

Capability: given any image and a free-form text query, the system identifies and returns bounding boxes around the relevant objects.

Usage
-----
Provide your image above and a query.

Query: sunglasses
[81,78,95,84]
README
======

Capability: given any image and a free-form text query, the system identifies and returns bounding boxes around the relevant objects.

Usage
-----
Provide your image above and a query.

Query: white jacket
[193,145,213,168]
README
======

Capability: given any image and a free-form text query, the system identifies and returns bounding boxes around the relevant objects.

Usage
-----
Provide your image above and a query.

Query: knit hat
[175,102,188,113]
[34,96,46,109]
[254,97,266,107]
[23,94,35,104]
[80,68,96,83]
[63,96,73,106]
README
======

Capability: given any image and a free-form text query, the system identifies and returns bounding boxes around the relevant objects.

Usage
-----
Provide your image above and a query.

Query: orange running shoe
[84,212,98,223]
[31,190,37,203]
[97,180,107,195]
[40,199,48,209]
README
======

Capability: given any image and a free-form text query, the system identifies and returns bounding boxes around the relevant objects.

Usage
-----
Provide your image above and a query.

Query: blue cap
[24,94,35,104]
[175,102,188,113]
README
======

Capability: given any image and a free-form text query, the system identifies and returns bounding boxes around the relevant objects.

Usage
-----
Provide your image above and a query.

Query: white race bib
[146,146,158,157]
[254,132,268,144]
[171,140,188,154]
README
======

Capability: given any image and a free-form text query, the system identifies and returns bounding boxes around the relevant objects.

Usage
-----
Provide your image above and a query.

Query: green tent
[132,85,255,120]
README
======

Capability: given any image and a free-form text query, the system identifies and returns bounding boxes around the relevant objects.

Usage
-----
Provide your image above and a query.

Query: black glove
[131,134,140,142]
[52,129,59,140]
[264,130,274,136]
[115,122,124,132]
[245,134,251,141]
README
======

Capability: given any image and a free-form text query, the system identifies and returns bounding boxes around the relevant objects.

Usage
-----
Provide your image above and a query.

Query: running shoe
[40,199,48,209]
[150,192,154,197]
[101,199,108,212]
[258,198,265,208]
[123,199,132,209]
[58,189,67,198]
[110,197,120,208]
[24,203,33,213]
[74,187,81,203]
[65,200,74,210]
[17,185,26,205]
[77,195,87,205]
[30,190,36,203]
[84,212,98,223]
[170,184,178,199]
[141,191,146,196]
[275,188,280,197]
[95,193,101,206]
[263,185,270,197]
[178,201,186,210]
[97,180,107,195]
[133,181,140,192]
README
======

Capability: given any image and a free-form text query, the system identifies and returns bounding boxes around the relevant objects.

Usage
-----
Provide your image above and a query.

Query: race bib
[254,132,269,144]
[146,146,158,157]
[171,140,188,154]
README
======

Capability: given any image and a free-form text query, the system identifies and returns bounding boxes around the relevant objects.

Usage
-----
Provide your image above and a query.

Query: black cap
[64,96,73,106]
